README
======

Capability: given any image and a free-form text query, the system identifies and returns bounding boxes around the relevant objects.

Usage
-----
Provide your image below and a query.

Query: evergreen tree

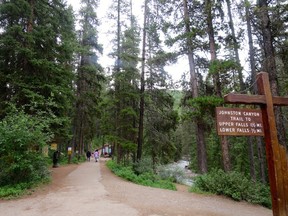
[106,0,141,163]
[158,0,223,173]
[240,0,267,182]
[224,0,245,91]
[137,0,148,162]
[117,19,141,163]
[0,0,77,145]
[144,0,178,166]
[72,0,105,155]
[256,0,287,149]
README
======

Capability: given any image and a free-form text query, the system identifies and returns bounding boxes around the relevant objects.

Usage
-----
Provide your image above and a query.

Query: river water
[163,160,196,186]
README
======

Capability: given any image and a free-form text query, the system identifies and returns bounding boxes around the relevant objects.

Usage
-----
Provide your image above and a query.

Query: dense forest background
[0,0,287,195]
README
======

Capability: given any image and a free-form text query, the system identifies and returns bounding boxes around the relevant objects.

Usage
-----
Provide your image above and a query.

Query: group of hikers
[52,148,100,168]
[86,149,99,162]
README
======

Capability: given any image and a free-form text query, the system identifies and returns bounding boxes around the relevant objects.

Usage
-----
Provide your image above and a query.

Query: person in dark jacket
[86,150,91,162]
[53,150,60,168]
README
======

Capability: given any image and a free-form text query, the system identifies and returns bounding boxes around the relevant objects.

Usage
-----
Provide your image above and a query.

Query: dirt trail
[0,158,273,216]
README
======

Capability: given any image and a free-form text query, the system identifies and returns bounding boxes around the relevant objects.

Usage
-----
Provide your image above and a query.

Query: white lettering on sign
[243,112,260,117]
[216,107,264,136]
[219,127,236,133]
[218,110,242,116]
[219,122,234,127]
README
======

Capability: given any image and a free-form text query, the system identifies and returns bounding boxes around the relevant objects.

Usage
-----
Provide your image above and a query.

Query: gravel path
[0,158,273,216]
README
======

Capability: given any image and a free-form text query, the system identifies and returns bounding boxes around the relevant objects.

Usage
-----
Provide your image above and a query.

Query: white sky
[66,0,185,83]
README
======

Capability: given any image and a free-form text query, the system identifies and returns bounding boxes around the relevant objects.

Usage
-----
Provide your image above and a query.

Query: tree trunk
[197,121,207,173]
[28,0,35,33]
[183,0,198,98]
[257,0,287,149]
[245,0,256,91]
[221,136,231,171]
[225,0,245,91]
[205,0,221,97]
[257,138,267,183]
[137,0,148,161]
[205,0,231,171]
[245,0,260,181]
[115,0,122,163]
[183,0,207,173]
[248,137,256,181]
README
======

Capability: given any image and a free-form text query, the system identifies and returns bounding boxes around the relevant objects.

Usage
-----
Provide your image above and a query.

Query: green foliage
[72,0,105,153]
[133,157,154,175]
[206,131,222,170]
[229,137,250,174]
[145,90,179,164]
[120,140,137,152]
[0,110,52,188]
[206,59,244,94]
[0,183,33,199]
[147,51,178,66]
[209,59,241,75]
[0,178,50,199]
[183,96,224,119]
[0,0,76,143]
[90,136,105,150]
[106,159,176,190]
[71,155,86,164]
[103,13,141,162]
[192,169,271,208]
[169,90,183,111]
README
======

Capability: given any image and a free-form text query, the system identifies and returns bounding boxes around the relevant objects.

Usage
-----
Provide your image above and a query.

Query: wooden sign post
[222,72,288,216]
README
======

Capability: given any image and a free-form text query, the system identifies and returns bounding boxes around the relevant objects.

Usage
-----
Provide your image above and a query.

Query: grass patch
[189,186,212,195]
[0,177,51,199]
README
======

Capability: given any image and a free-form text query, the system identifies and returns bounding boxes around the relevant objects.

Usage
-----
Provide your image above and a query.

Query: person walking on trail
[94,149,99,162]
[86,150,91,162]
[53,150,60,168]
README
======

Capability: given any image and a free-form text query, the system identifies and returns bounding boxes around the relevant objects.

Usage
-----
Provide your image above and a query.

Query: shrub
[0,110,52,189]
[106,159,176,190]
[0,183,29,198]
[133,157,154,175]
[192,169,271,208]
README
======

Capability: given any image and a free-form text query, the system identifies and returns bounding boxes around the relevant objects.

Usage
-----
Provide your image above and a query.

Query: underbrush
[0,109,52,199]
[106,159,176,190]
[0,177,50,199]
[0,154,51,199]
[191,169,271,208]
[48,154,87,166]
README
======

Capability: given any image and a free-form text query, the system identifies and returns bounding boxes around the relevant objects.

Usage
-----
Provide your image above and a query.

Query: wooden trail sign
[216,107,264,136]
[222,72,288,216]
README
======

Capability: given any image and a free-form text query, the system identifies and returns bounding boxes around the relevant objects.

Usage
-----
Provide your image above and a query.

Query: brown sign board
[216,107,264,136]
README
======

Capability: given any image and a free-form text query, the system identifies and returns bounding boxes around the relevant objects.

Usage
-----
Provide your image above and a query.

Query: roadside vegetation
[107,159,271,209]
[191,169,271,208]
[0,109,52,199]
[106,159,176,190]
[0,108,86,199]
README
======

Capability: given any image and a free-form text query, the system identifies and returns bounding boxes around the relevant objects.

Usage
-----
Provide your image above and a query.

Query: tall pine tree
[0,0,77,145]
[72,0,105,155]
